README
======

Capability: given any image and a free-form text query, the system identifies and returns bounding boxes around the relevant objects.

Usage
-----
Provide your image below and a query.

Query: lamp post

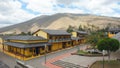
[102,50,105,68]
[44,44,47,64]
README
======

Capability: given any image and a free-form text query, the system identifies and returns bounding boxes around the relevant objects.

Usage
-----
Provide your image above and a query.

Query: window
[49,36,52,39]
[36,34,38,36]
[111,32,114,34]
[29,48,33,52]
[68,42,71,44]
[41,46,45,50]
[114,32,118,34]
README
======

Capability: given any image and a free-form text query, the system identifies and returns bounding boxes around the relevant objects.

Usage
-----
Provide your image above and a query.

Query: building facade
[33,29,72,51]
[112,32,120,42]
[108,28,120,38]
[71,31,88,44]
[3,35,51,60]
[0,29,88,60]
[0,37,3,52]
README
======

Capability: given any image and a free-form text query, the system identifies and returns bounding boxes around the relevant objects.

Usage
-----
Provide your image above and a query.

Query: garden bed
[71,50,107,57]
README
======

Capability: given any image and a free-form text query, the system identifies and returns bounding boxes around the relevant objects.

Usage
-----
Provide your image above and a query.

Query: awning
[4,42,51,48]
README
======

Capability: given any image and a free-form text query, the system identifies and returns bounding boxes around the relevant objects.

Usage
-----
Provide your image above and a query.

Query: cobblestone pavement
[60,55,108,67]
[0,61,9,68]
[52,60,87,68]
[0,44,88,68]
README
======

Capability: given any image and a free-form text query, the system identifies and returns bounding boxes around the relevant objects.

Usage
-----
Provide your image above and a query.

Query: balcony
[48,38,71,43]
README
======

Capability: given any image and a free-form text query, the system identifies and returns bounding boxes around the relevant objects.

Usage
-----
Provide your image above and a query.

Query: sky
[0,0,120,28]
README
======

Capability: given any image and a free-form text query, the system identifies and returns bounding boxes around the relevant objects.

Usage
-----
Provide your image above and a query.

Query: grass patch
[77,50,89,55]
[76,50,106,57]
[91,60,120,68]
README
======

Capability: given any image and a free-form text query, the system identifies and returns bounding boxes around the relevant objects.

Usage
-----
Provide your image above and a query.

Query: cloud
[56,0,79,5]
[0,0,20,15]
[21,0,56,14]
[0,0,36,28]
[65,0,120,17]
[0,0,120,28]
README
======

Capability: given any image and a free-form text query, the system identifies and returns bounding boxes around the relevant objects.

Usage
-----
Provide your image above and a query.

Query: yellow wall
[51,42,63,51]
[72,39,83,46]
[108,32,115,38]
[58,42,63,49]
[72,32,77,37]
[3,46,33,60]
[33,30,49,39]
[40,48,45,54]
[0,38,3,52]
[65,42,71,47]
[5,46,32,57]
[9,40,47,43]
[72,40,76,45]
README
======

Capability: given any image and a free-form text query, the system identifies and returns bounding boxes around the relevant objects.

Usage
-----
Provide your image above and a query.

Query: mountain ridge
[0,13,120,34]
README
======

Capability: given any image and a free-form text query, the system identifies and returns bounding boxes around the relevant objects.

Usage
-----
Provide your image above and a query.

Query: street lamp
[102,50,105,68]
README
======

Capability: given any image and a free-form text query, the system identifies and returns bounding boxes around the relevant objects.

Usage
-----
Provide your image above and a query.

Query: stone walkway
[43,44,109,68]
[43,50,74,68]
[0,61,9,68]
[52,60,86,68]
[60,55,108,68]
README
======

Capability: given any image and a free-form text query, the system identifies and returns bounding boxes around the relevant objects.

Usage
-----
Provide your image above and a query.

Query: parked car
[86,49,102,54]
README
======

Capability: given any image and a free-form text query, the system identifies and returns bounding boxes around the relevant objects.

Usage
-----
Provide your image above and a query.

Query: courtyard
[0,44,120,68]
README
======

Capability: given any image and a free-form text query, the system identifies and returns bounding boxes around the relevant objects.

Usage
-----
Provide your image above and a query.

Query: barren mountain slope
[0,13,120,34]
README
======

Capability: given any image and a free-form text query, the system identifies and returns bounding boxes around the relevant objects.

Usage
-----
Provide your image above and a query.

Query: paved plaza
[52,60,85,68]
[60,55,108,68]
[0,44,119,68]
[0,44,87,68]
[0,61,9,68]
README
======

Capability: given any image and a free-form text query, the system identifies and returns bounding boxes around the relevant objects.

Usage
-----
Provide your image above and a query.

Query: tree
[78,24,84,31]
[97,38,120,61]
[27,32,32,35]
[86,31,107,49]
[104,23,112,31]
[20,32,26,35]
[67,25,74,33]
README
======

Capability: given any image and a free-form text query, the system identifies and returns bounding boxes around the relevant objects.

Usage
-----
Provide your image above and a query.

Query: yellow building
[108,28,120,38]
[112,32,120,42]
[33,29,72,51]
[71,31,88,44]
[0,36,3,52]
[71,37,82,45]
[0,35,9,52]
[3,35,51,60]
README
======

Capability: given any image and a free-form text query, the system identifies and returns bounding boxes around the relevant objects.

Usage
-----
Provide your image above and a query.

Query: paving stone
[0,61,9,68]
[52,60,86,68]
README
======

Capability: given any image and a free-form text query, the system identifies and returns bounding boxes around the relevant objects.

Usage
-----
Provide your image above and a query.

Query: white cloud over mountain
[0,0,120,28]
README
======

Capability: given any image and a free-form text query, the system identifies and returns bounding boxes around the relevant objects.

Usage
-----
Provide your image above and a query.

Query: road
[0,44,88,68]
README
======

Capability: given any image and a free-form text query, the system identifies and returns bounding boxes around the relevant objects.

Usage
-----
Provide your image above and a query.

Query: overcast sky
[0,0,120,28]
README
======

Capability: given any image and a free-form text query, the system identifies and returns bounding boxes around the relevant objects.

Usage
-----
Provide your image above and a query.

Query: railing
[48,38,71,43]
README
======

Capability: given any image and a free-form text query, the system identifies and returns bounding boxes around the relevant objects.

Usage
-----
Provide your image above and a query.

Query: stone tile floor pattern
[0,61,9,68]
[52,60,87,68]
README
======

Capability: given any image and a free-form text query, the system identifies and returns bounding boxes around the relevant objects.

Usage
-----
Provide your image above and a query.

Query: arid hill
[0,13,120,34]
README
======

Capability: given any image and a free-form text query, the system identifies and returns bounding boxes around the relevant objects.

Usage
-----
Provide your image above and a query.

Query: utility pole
[102,50,105,68]
[44,44,47,64]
